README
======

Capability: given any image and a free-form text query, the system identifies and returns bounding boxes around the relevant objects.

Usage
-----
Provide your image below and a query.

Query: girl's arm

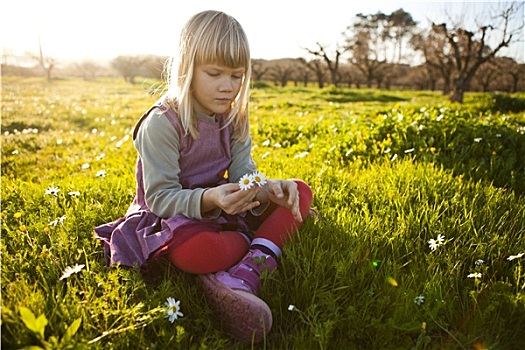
[134,109,209,219]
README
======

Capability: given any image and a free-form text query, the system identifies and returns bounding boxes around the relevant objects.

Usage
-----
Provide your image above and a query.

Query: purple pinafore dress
[94,104,251,268]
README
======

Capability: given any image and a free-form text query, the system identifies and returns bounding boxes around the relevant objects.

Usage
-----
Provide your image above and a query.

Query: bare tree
[305,42,346,86]
[36,38,56,82]
[74,60,102,80]
[251,59,271,81]
[410,28,454,95]
[111,55,148,84]
[300,58,327,88]
[423,3,523,102]
[491,56,523,92]
[266,58,298,87]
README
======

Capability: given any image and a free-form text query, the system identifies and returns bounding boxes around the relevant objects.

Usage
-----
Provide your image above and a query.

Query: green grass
[2,77,524,349]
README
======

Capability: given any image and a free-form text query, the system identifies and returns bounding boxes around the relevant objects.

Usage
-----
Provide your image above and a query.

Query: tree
[251,59,271,81]
[410,28,454,95]
[111,55,147,84]
[419,3,523,102]
[491,56,522,92]
[74,60,102,80]
[305,42,346,86]
[345,12,390,88]
[384,9,418,63]
[300,58,327,88]
[267,58,298,87]
[36,38,56,82]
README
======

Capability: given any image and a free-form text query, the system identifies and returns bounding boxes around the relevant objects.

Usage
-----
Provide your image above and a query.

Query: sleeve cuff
[250,202,269,216]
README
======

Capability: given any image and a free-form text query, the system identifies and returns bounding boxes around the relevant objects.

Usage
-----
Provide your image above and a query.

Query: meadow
[1,77,524,349]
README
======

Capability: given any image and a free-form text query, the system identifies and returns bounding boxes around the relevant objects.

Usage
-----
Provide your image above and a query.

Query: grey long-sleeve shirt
[133,107,260,220]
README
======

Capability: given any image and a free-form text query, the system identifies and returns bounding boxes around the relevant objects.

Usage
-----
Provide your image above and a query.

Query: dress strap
[132,101,164,140]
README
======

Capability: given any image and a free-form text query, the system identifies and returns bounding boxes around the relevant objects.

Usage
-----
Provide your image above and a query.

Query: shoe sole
[200,274,272,344]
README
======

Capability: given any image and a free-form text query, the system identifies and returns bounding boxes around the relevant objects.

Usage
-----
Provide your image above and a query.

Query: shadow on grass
[320,89,408,103]
[357,105,525,195]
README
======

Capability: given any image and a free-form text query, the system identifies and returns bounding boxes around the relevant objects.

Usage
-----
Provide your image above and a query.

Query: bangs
[193,13,250,68]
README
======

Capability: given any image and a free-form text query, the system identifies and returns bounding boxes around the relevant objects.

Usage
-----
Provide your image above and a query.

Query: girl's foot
[200,273,272,343]
[200,249,278,343]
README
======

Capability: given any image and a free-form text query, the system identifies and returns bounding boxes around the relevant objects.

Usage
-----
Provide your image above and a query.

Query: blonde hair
[162,10,251,142]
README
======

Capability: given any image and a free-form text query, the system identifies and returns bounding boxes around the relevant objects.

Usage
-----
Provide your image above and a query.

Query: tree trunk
[450,79,465,103]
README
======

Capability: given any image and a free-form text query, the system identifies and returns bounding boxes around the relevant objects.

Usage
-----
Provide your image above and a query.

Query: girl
[95,10,313,344]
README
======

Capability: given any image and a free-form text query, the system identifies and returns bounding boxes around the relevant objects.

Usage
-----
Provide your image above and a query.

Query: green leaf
[19,307,48,339]
[61,318,82,344]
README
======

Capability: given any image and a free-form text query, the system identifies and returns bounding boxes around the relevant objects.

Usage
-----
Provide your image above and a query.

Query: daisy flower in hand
[252,170,267,187]
[238,174,254,191]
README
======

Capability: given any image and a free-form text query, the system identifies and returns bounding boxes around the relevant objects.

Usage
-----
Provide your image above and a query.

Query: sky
[2,0,524,64]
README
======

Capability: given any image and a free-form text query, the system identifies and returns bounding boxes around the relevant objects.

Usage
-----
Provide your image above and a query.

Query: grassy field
[2,77,525,349]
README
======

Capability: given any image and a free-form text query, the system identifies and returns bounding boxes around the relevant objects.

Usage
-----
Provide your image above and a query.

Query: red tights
[168,180,313,274]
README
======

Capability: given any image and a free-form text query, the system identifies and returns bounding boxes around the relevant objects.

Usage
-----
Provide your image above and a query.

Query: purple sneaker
[200,249,278,343]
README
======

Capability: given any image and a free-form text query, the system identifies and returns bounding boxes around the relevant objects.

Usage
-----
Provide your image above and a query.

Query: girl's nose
[219,77,233,92]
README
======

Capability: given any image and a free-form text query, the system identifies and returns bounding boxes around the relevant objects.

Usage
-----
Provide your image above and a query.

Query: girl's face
[192,64,245,116]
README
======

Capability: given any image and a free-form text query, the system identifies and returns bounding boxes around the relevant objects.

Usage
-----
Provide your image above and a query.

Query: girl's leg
[200,180,313,343]
[251,179,313,255]
[168,230,250,274]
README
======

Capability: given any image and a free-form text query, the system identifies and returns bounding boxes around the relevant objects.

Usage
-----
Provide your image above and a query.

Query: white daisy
[467,273,482,279]
[428,234,445,251]
[45,186,60,196]
[238,174,254,190]
[507,252,524,261]
[414,295,425,305]
[165,297,183,323]
[252,171,267,187]
[59,264,85,280]
[428,238,438,251]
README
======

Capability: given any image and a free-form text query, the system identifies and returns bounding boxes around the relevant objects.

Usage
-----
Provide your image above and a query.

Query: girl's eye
[207,72,220,77]
[232,75,243,80]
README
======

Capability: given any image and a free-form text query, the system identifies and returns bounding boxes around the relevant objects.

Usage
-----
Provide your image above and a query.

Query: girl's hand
[257,179,302,222]
[202,183,261,215]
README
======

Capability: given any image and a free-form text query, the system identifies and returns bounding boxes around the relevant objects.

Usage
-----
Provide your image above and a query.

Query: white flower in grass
[165,297,183,323]
[45,186,60,196]
[252,171,267,187]
[507,252,524,261]
[467,273,482,279]
[81,163,90,170]
[288,304,295,311]
[238,174,254,191]
[49,215,67,226]
[475,259,485,266]
[414,295,425,305]
[428,234,445,251]
[294,151,309,159]
[68,191,80,197]
[59,264,85,280]
[96,170,107,177]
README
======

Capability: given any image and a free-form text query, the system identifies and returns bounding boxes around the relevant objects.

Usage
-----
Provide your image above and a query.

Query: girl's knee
[293,179,313,204]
